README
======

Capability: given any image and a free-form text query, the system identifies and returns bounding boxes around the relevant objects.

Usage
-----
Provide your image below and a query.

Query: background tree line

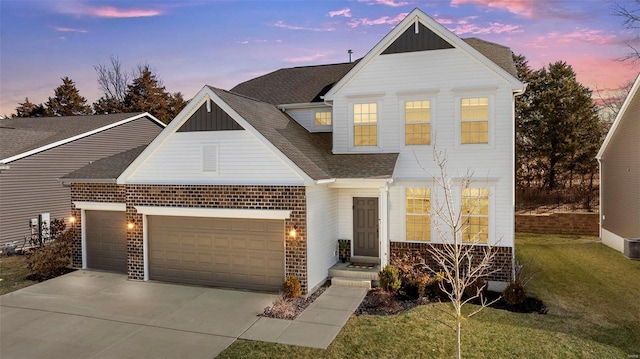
[13,57,185,124]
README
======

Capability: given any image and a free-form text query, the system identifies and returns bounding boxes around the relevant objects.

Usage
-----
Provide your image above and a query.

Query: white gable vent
[202,145,218,173]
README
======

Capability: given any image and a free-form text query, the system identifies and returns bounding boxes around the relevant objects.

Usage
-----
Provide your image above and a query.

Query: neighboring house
[0,113,165,246]
[62,9,524,294]
[596,73,640,256]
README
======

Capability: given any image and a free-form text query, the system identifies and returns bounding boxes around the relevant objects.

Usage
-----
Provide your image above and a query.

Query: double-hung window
[354,103,377,146]
[406,187,431,241]
[460,97,489,144]
[461,188,489,243]
[405,100,430,145]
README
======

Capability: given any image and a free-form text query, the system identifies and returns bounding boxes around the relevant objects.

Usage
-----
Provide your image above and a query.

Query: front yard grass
[0,254,37,295]
[218,233,640,359]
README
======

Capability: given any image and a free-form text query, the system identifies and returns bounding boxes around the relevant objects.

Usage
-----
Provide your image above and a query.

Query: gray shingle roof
[230,62,358,105]
[463,38,518,78]
[0,113,146,162]
[212,87,398,180]
[61,145,147,182]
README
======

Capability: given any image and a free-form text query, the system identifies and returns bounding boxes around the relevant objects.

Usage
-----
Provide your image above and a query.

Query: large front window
[461,188,489,243]
[405,100,430,145]
[406,187,430,241]
[354,103,377,146]
[461,97,488,144]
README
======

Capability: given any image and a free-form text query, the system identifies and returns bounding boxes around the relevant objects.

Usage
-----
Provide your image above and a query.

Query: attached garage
[148,216,285,291]
[85,210,127,273]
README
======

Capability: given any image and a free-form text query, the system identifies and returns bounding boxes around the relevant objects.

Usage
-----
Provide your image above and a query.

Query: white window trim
[134,206,291,220]
[400,95,437,148]
[456,185,495,246]
[403,186,433,243]
[348,97,383,152]
[454,92,495,149]
[313,110,332,129]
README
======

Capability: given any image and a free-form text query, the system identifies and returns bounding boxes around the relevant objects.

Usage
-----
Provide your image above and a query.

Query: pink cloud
[329,8,352,18]
[527,29,615,49]
[348,12,408,28]
[285,53,329,63]
[55,3,163,18]
[53,26,88,33]
[273,20,335,32]
[372,0,411,7]
[451,0,535,17]
[451,21,521,35]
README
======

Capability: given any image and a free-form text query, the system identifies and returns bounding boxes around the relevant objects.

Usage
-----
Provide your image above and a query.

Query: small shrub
[264,296,298,319]
[503,281,527,305]
[425,271,448,300]
[402,274,430,299]
[26,228,73,280]
[463,277,488,299]
[283,274,301,299]
[379,265,401,293]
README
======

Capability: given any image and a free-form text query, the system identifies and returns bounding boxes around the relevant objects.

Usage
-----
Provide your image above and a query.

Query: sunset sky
[1,0,637,116]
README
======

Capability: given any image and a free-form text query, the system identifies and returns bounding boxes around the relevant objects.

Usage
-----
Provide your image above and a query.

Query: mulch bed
[261,283,329,320]
[356,288,547,316]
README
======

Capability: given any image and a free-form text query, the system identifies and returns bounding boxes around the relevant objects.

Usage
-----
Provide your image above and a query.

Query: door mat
[348,262,375,269]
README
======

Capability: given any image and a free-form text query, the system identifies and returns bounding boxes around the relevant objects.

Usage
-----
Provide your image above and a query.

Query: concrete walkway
[240,286,367,349]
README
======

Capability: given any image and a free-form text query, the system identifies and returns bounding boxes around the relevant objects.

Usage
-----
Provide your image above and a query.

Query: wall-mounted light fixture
[289,224,298,239]
[68,216,76,225]
[127,221,135,230]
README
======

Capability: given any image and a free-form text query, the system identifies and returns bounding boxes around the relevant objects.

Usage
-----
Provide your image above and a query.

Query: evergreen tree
[14,97,47,117]
[45,77,92,116]
[518,61,602,190]
[123,66,185,124]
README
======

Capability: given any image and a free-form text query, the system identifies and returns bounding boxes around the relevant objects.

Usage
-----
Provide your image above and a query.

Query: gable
[178,100,244,132]
[382,21,453,55]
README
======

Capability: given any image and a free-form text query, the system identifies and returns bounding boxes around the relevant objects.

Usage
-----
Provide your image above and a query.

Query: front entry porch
[328,256,380,289]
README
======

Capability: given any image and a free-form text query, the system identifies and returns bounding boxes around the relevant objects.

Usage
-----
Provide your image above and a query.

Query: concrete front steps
[329,256,380,289]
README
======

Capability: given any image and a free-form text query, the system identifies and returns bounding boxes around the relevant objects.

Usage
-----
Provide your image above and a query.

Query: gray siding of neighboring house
[601,93,640,239]
[0,118,163,245]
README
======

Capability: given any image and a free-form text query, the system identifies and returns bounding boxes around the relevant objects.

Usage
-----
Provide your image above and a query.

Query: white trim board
[135,206,291,220]
[73,201,126,211]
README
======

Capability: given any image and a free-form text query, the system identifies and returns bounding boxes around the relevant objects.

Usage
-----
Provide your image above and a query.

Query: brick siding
[70,183,126,268]
[390,241,513,282]
[72,184,309,293]
[515,212,599,236]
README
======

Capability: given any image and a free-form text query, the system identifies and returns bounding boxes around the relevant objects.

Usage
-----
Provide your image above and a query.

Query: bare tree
[613,1,640,62]
[94,56,131,103]
[595,80,634,129]
[421,146,502,359]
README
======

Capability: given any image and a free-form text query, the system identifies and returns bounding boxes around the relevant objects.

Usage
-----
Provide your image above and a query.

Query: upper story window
[461,97,489,144]
[461,188,489,243]
[405,100,431,145]
[354,103,377,146]
[406,187,431,241]
[315,111,332,126]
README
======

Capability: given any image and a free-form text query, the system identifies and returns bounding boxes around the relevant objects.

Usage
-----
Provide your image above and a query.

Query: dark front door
[353,197,379,257]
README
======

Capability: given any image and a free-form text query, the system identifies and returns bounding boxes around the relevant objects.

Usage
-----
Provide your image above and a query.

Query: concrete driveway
[0,270,277,358]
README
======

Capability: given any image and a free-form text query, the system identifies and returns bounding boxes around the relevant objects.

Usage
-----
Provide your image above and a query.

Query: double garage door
[148,216,285,292]
[85,212,285,291]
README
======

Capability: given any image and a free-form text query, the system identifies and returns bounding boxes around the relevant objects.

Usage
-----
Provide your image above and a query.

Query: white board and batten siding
[305,184,338,291]
[126,131,305,185]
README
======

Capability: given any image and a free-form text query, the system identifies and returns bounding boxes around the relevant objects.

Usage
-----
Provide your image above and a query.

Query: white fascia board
[73,201,126,211]
[1,113,162,164]
[277,102,331,111]
[324,8,523,101]
[597,72,640,159]
[328,178,391,189]
[135,206,291,220]
[118,87,213,184]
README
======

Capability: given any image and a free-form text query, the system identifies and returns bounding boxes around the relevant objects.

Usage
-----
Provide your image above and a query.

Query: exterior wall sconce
[68,216,76,225]
[127,221,135,230]
[289,225,298,238]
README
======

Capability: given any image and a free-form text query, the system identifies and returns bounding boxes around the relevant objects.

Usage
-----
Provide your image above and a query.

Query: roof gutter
[277,102,330,112]
[315,178,336,185]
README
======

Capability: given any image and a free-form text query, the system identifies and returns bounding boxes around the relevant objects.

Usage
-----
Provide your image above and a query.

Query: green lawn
[0,254,37,295]
[218,233,640,359]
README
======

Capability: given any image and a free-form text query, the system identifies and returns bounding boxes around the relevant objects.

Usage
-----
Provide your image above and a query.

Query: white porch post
[379,186,389,267]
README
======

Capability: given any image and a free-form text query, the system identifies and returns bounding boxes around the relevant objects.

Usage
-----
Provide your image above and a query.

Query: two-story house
[63,8,524,295]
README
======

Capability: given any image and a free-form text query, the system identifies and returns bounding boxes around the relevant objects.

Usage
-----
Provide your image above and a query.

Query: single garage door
[85,210,127,273]
[148,216,285,291]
